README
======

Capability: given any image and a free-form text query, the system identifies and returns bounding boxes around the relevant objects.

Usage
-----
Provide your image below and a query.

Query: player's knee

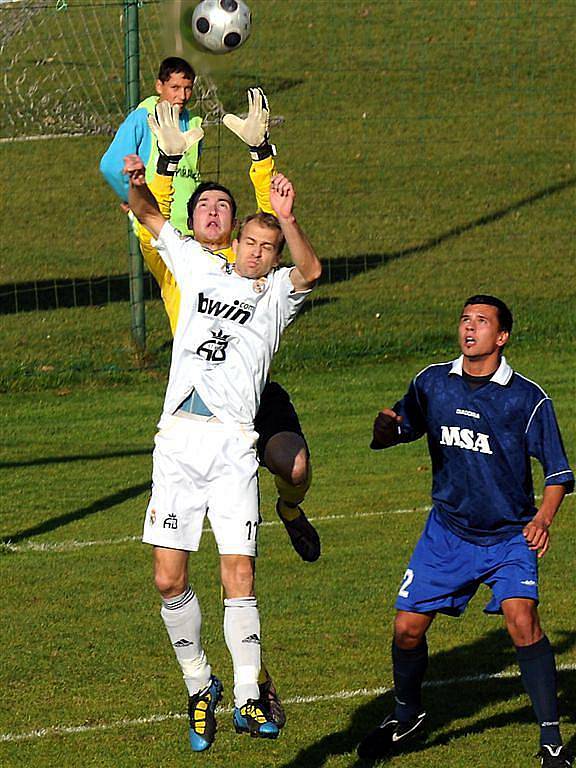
[289,448,309,487]
[505,608,542,646]
[265,432,308,484]
[394,616,427,649]
[221,556,255,597]
[154,569,188,598]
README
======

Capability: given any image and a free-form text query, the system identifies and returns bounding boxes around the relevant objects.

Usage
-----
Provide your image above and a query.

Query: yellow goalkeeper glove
[147,100,204,176]
[223,87,276,161]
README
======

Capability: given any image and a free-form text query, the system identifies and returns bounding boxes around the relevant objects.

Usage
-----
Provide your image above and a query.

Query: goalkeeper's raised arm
[224,87,277,215]
[125,100,204,238]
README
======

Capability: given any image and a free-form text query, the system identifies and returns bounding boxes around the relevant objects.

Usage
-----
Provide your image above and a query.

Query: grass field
[1,357,575,767]
[1,1,575,766]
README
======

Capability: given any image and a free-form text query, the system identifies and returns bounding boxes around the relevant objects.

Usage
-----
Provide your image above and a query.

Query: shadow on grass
[0,448,151,470]
[1,176,573,314]
[318,175,576,287]
[1,481,150,545]
[278,628,576,768]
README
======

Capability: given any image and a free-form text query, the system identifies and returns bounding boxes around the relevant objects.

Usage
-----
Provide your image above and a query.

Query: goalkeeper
[100,57,202,233]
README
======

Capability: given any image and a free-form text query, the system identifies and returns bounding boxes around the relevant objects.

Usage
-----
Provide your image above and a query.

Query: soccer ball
[191,0,252,55]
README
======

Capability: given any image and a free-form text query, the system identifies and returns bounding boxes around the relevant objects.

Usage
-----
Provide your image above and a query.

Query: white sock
[161,586,211,696]
[223,596,261,707]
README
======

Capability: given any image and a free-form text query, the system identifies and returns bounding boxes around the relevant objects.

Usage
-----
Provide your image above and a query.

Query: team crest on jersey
[253,277,267,294]
[439,426,493,454]
[196,329,230,362]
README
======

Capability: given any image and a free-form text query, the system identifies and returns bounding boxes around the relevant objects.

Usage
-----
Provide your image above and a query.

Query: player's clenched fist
[122,153,147,186]
[370,409,402,449]
[270,173,295,221]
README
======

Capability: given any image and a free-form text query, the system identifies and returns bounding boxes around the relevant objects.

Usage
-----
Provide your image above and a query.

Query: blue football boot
[188,675,223,752]
[233,697,280,739]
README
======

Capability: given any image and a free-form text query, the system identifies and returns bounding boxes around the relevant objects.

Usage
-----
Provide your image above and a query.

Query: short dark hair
[187,182,237,222]
[157,57,195,83]
[463,294,513,333]
[237,212,285,254]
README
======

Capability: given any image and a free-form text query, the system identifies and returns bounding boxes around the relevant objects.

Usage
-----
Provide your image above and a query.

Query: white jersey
[152,222,311,428]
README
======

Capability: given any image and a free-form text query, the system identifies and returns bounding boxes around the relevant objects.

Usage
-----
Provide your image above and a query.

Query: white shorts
[142,416,261,556]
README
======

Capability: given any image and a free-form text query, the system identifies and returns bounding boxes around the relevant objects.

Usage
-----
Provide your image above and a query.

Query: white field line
[4,493,572,554]
[2,663,575,744]
[2,506,430,554]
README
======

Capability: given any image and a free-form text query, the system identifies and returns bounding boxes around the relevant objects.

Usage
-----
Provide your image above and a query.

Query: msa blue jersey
[393,355,573,545]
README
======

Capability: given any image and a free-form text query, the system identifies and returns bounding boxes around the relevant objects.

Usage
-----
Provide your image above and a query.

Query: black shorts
[255,380,308,466]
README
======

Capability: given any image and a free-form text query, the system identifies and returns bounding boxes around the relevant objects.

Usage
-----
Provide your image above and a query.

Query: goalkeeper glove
[223,87,276,161]
[147,100,204,176]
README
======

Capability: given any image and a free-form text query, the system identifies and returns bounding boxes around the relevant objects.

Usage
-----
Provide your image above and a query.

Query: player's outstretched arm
[523,484,567,558]
[270,174,321,291]
[124,154,166,238]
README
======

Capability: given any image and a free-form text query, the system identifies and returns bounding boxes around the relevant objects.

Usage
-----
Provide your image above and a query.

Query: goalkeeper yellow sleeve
[135,173,181,335]
[250,156,276,215]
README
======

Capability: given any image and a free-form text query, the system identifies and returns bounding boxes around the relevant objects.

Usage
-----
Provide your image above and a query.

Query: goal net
[0,0,226,141]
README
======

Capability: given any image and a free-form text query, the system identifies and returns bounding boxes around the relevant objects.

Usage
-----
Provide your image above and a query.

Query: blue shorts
[395,508,539,616]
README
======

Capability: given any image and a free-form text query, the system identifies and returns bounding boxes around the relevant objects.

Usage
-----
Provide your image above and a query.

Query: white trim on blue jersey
[449,354,513,385]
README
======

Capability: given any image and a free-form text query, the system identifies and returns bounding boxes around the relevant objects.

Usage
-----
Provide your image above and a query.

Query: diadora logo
[455,408,480,420]
[198,291,255,325]
[439,426,493,454]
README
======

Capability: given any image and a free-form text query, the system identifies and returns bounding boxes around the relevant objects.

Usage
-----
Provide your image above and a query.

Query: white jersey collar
[449,355,513,385]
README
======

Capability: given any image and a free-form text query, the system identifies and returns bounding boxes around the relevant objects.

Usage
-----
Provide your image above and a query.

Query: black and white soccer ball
[191,0,252,55]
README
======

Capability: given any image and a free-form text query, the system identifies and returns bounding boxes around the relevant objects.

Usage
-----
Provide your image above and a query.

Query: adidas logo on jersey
[439,426,493,454]
[198,291,255,325]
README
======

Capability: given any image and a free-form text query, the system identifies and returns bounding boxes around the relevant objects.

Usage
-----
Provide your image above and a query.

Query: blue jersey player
[357,295,574,767]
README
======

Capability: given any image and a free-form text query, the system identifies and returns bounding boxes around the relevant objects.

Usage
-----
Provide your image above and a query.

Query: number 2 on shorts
[398,568,414,598]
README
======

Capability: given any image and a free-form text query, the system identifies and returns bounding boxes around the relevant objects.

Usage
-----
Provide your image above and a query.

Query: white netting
[0,0,226,140]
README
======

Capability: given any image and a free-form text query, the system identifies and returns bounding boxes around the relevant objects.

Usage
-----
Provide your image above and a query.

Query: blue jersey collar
[449,355,513,385]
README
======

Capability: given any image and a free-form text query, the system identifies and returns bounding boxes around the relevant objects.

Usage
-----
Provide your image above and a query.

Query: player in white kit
[124,101,321,752]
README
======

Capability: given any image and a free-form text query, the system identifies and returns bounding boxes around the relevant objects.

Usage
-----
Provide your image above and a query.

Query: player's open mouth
[464,337,476,345]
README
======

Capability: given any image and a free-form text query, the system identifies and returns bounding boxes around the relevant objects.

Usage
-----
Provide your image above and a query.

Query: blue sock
[516,636,561,746]
[392,638,428,722]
